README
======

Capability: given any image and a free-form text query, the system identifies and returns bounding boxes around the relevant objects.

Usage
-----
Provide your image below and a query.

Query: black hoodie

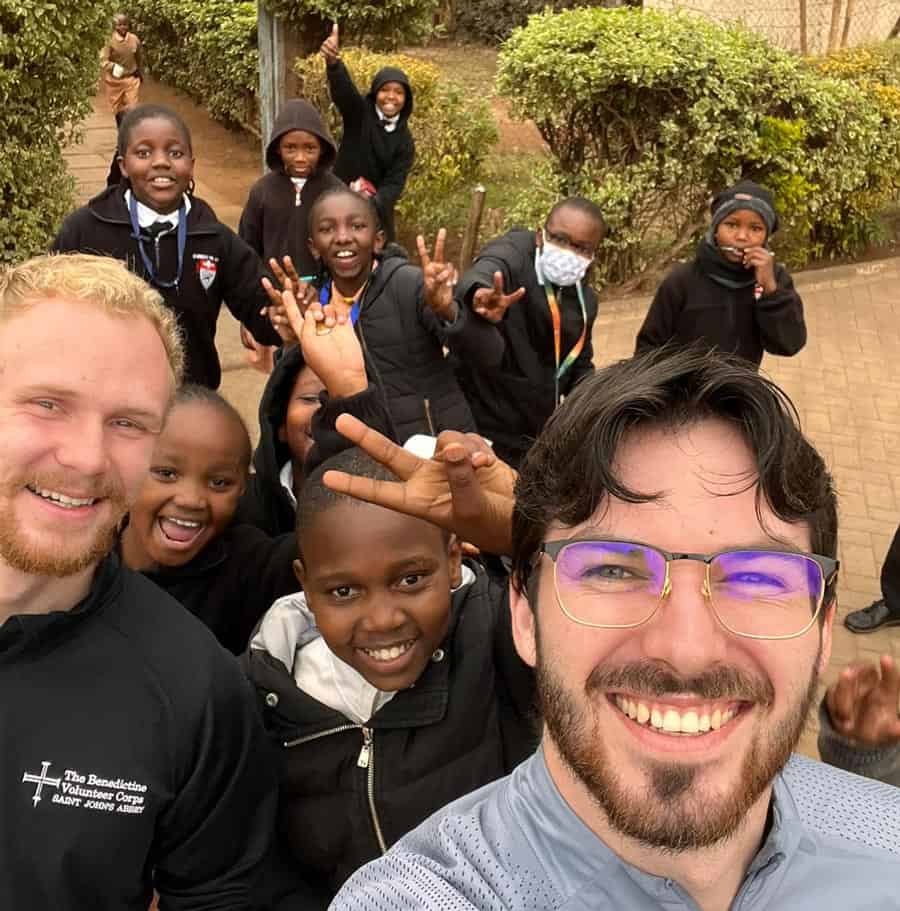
[52,186,281,388]
[326,62,416,241]
[239,100,345,277]
[235,344,399,537]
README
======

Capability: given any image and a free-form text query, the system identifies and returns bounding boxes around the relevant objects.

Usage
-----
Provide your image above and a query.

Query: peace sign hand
[418,228,459,322]
[825,654,900,749]
[322,414,517,556]
[472,271,526,323]
[298,309,367,399]
[321,23,340,65]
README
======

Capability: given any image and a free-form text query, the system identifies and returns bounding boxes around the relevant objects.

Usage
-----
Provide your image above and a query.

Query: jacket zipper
[284,723,388,855]
[356,726,387,854]
[423,397,435,435]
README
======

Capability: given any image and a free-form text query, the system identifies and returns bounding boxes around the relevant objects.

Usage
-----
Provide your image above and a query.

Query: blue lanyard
[319,279,363,325]
[128,194,187,289]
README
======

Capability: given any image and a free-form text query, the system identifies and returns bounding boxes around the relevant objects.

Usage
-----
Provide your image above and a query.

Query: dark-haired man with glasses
[447,197,606,469]
[324,346,900,911]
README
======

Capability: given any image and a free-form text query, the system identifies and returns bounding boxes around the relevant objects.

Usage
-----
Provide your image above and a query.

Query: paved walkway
[65,89,900,761]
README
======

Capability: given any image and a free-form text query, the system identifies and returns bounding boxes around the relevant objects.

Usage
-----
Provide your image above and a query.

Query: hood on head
[266,99,337,172]
[253,344,308,481]
[367,67,414,121]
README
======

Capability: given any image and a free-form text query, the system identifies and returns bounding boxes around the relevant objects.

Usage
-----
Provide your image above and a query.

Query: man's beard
[0,475,128,577]
[537,642,820,853]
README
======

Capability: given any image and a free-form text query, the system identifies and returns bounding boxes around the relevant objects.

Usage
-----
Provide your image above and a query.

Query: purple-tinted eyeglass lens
[555,541,668,595]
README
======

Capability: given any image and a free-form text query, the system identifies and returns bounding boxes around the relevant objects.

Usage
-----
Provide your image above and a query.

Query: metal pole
[257,3,286,170]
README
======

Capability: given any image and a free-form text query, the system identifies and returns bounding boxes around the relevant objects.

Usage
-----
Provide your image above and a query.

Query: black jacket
[52,186,281,388]
[452,229,598,468]
[244,565,537,905]
[135,525,298,655]
[239,100,345,277]
[354,249,497,444]
[327,62,415,241]
[235,345,398,537]
[635,259,807,367]
[0,555,276,910]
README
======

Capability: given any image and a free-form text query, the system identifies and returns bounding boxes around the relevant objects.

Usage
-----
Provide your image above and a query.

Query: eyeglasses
[538,538,839,641]
[543,228,597,260]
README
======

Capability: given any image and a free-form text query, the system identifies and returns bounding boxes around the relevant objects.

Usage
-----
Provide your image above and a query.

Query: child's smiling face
[119,116,194,215]
[375,81,406,119]
[309,192,385,289]
[123,400,249,569]
[296,500,462,692]
[278,129,323,179]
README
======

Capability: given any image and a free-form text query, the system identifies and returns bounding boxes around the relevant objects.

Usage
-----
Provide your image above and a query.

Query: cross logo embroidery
[22,761,61,807]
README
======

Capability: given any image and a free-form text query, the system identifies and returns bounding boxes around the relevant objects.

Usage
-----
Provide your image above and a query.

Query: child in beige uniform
[101,12,142,117]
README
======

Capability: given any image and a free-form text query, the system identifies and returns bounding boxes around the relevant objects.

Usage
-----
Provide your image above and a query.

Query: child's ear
[373,228,386,255]
[447,534,463,590]
[293,558,306,587]
[307,237,321,261]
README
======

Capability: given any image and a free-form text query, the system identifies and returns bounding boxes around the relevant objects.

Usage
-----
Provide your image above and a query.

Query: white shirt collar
[124,189,191,228]
[534,246,546,287]
[279,461,297,509]
[376,108,400,132]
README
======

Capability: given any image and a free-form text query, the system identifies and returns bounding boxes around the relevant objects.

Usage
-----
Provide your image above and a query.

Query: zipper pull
[357,727,372,769]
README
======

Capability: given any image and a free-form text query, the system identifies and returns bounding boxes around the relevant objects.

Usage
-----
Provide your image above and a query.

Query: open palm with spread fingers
[472,271,526,323]
[261,255,318,344]
[826,654,900,748]
[322,414,517,556]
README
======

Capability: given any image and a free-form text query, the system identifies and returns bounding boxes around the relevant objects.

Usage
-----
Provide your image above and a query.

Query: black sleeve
[374,133,415,213]
[237,185,264,258]
[754,266,807,357]
[154,657,278,909]
[304,384,397,477]
[428,291,506,369]
[635,270,685,354]
[50,209,85,252]
[326,60,366,123]
[490,582,538,770]
[219,226,282,346]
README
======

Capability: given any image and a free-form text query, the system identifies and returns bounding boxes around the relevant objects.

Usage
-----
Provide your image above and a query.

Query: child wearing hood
[239,99,344,278]
[320,24,415,242]
[636,180,807,368]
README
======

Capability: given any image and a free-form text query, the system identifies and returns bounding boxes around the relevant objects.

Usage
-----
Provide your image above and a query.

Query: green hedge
[454,0,610,44]
[262,0,439,48]
[130,0,259,129]
[498,9,900,282]
[0,0,112,262]
[294,49,497,235]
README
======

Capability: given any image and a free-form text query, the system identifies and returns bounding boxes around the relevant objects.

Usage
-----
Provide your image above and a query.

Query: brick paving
[66,91,900,762]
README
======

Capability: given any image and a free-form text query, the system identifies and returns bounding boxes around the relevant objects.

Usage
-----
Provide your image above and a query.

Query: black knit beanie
[709,180,779,236]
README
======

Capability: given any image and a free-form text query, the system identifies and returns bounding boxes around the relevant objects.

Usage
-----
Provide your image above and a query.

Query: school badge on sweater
[193,253,219,290]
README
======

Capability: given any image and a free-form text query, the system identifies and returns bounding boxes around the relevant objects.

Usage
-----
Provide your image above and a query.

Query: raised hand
[825,654,900,749]
[322,414,517,556]
[418,228,458,322]
[742,247,777,295]
[320,23,340,65]
[298,309,367,399]
[472,271,526,323]
[260,255,318,344]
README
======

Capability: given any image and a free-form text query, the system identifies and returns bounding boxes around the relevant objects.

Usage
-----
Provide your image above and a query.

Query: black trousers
[882,523,900,613]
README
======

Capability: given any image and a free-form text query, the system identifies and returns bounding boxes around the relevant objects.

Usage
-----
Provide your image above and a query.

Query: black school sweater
[452,229,598,469]
[239,99,345,276]
[52,186,281,388]
[635,259,807,367]
[0,555,276,910]
[136,525,298,655]
[244,564,537,907]
[327,62,415,241]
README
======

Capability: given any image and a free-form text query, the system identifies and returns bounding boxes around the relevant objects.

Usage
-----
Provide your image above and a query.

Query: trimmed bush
[130,0,259,129]
[263,0,439,48]
[0,0,112,262]
[498,8,900,282]
[294,49,497,235]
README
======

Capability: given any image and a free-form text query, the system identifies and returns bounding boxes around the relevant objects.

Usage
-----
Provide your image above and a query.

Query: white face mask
[539,239,592,287]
